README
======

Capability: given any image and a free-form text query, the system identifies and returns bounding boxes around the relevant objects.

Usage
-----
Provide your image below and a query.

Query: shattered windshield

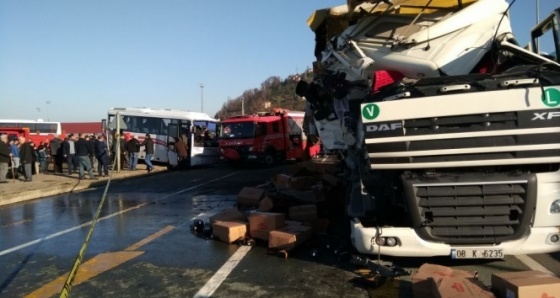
[220,122,255,139]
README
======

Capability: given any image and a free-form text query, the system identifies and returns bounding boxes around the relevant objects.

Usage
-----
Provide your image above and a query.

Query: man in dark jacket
[142,133,155,172]
[75,133,96,180]
[125,135,140,170]
[49,135,62,173]
[94,134,109,177]
[18,136,34,182]
[0,134,11,183]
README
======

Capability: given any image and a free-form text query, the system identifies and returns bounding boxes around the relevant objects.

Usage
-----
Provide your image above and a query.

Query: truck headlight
[551,199,560,213]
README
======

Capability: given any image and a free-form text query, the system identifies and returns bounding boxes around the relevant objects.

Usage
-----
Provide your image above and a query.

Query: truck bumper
[350,219,560,257]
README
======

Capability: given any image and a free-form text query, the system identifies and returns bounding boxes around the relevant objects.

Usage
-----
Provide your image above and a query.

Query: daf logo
[531,111,560,120]
[366,122,402,132]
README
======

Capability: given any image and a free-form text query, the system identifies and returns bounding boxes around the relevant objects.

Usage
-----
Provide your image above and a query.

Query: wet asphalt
[0,162,558,297]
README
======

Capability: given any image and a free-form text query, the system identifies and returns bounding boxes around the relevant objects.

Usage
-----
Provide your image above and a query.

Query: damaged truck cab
[301,1,560,258]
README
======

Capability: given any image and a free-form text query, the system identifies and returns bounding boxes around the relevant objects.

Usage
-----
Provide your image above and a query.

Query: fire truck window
[257,123,267,136]
[272,122,279,133]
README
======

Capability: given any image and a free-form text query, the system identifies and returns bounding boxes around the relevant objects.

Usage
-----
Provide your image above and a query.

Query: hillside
[213,70,313,120]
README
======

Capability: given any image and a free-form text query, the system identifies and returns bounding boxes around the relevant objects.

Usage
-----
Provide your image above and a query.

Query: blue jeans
[66,154,76,174]
[129,152,138,170]
[145,154,153,170]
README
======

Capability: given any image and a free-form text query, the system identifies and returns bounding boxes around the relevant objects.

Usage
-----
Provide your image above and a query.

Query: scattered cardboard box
[491,270,560,298]
[212,221,247,243]
[411,264,478,298]
[271,174,292,190]
[269,225,313,251]
[258,196,274,212]
[288,204,318,222]
[209,208,246,224]
[237,187,265,207]
[431,276,495,298]
[248,212,285,241]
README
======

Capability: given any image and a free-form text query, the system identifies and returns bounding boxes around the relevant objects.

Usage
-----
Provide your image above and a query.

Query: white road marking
[0,172,239,257]
[515,254,556,276]
[193,245,252,298]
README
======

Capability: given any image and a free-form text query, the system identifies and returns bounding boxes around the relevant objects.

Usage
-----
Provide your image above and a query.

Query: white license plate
[451,248,504,259]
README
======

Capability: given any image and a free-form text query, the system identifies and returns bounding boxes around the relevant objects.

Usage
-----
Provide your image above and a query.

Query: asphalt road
[0,163,558,297]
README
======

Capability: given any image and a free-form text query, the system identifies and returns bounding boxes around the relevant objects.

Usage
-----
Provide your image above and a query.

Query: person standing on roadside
[142,133,155,172]
[75,133,96,180]
[49,134,61,173]
[10,138,20,177]
[63,134,77,175]
[0,134,11,183]
[18,136,33,182]
[94,134,109,177]
[126,134,140,170]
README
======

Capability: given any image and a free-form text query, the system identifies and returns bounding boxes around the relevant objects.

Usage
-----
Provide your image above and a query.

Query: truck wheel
[263,151,276,166]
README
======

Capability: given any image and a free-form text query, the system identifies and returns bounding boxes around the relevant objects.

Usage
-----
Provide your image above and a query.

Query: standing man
[63,134,77,175]
[126,134,140,170]
[49,134,61,173]
[94,134,109,177]
[18,136,33,182]
[75,133,96,180]
[0,134,11,183]
[10,138,20,178]
[142,133,155,172]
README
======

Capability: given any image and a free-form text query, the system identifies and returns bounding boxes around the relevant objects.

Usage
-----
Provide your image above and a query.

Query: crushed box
[248,212,285,240]
[268,225,313,251]
[237,187,265,207]
[212,221,247,243]
[209,208,246,224]
[431,276,495,298]
[258,196,274,212]
[491,270,560,298]
[412,263,478,298]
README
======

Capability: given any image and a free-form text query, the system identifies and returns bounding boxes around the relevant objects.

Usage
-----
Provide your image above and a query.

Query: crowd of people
[0,132,155,183]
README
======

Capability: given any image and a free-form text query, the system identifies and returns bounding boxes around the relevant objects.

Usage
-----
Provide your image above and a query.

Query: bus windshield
[220,122,255,139]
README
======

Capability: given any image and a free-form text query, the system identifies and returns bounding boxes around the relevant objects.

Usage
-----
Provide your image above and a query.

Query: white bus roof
[108,107,218,122]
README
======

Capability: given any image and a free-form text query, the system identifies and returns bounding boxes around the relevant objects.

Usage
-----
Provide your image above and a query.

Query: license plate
[451,248,504,259]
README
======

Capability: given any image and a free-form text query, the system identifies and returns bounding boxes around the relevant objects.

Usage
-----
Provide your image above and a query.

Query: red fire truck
[219,108,320,165]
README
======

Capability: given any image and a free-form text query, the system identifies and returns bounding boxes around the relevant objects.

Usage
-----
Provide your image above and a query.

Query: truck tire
[263,151,276,166]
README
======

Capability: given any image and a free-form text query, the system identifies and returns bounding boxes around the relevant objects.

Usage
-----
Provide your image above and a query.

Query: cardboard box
[288,204,318,221]
[491,270,560,298]
[268,225,313,251]
[237,187,264,207]
[271,174,292,190]
[431,276,495,298]
[209,208,246,224]
[248,212,285,240]
[411,264,478,298]
[258,196,274,212]
[212,221,247,243]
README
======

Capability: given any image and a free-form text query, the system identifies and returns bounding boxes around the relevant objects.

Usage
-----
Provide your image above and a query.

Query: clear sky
[0,0,557,122]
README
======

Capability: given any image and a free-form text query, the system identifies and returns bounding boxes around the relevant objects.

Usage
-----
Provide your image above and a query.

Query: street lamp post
[199,83,204,113]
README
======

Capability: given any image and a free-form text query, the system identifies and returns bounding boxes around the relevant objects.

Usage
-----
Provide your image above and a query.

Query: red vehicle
[0,127,30,143]
[219,108,320,165]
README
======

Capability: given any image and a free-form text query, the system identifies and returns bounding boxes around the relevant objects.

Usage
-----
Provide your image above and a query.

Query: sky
[0,0,557,122]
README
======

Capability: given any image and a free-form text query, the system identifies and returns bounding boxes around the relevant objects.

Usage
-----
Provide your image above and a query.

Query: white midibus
[105,107,220,168]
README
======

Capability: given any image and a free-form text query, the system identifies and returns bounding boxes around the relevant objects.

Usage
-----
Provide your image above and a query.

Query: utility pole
[199,83,204,113]
[242,97,244,115]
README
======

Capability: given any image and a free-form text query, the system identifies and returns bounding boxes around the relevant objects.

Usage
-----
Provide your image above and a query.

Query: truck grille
[403,174,537,245]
